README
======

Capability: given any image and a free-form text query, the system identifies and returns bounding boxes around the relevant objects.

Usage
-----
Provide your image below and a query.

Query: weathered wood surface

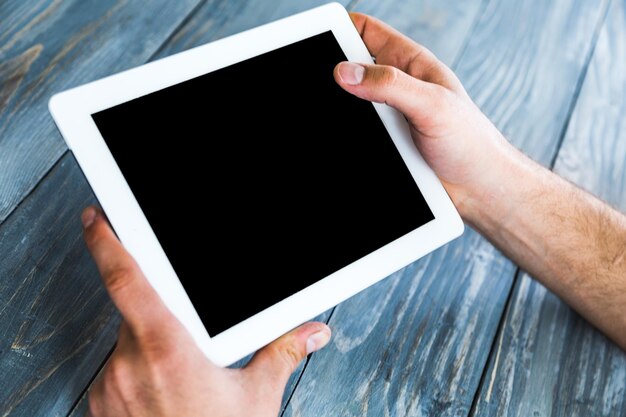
[133,1,490,416]
[347,0,485,66]
[0,0,624,416]
[153,0,350,60]
[282,0,611,416]
[0,1,202,415]
[69,1,352,415]
[0,0,203,224]
[3,1,351,416]
[238,310,334,414]
[0,154,120,417]
[472,1,626,416]
[66,309,333,417]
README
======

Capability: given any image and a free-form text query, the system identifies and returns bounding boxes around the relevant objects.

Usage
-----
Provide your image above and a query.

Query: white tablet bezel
[49,2,463,366]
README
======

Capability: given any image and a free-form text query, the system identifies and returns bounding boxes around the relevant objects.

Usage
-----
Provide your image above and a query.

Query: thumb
[244,322,331,390]
[334,61,442,124]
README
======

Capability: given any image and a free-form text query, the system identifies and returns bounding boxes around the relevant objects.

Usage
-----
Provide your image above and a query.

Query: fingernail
[306,327,331,355]
[81,207,97,228]
[338,62,364,85]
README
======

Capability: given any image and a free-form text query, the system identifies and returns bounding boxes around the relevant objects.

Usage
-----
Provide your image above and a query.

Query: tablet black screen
[92,31,434,336]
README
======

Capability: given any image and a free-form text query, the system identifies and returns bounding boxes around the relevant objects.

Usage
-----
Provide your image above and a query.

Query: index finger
[349,12,400,59]
[82,206,171,334]
[349,12,461,91]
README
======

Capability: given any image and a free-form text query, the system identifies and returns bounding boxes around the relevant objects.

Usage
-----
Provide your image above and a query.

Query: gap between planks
[466,0,613,415]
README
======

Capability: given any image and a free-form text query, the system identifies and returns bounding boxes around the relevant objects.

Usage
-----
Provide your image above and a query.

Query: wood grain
[0,44,42,112]
[66,386,90,417]
[103,0,481,413]
[66,361,108,417]
[152,0,351,60]
[64,2,353,415]
[472,1,626,415]
[2,2,356,416]
[0,0,204,224]
[231,310,334,414]
[350,0,485,66]
[0,153,120,417]
[282,0,609,416]
[0,1,621,416]
[65,309,333,417]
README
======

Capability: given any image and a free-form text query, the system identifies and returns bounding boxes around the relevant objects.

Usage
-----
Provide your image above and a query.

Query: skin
[82,208,331,417]
[333,13,626,349]
[83,11,626,417]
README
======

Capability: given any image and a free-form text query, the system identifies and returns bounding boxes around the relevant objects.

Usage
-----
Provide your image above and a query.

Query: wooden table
[2,1,625,416]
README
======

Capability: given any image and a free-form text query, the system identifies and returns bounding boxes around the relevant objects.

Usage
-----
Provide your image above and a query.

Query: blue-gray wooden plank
[122,0,486,414]
[236,311,334,415]
[1,2,357,416]
[67,2,356,415]
[63,1,479,414]
[67,361,107,417]
[66,311,333,417]
[152,0,350,60]
[346,0,485,66]
[0,153,120,417]
[0,0,204,415]
[472,0,626,415]
[0,3,616,416]
[0,0,203,224]
[282,0,610,416]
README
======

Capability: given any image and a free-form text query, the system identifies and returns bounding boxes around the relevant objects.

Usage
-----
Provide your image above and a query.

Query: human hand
[334,13,521,221]
[81,206,331,417]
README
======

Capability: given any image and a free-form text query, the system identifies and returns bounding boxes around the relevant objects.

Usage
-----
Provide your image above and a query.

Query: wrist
[450,138,534,232]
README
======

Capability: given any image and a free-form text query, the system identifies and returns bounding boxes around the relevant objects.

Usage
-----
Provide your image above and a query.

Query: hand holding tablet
[50,3,463,366]
[82,206,331,417]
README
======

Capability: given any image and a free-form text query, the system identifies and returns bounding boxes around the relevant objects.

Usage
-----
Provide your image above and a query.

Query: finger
[87,362,124,417]
[82,206,170,333]
[349,12,399,60]
[244,322,331,390]
[348,12,461,91]
[334,61,447,126]
[87,377,106,417]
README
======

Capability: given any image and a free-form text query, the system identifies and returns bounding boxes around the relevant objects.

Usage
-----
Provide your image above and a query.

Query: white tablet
[49,3,463,366]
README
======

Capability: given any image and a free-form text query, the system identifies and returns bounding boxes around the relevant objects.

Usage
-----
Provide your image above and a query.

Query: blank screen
[92,31,434,336]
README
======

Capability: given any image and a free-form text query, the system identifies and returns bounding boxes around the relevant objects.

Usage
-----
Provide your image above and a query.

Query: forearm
[460,145,626,348]
[336,11,626,348]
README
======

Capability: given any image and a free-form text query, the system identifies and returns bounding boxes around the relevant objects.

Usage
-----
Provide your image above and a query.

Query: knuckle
[136,314,182,350]
[102,359,131,398]
[87,391,101,417]
[418,46,438,66]
[102,357,143,407]
[377,66,399,89]
[102,265,135,293]
[144,347,169,372]
[428,84,453,110]
[141,343,181,388]
[85,226,107,249]
[277,344,302,373]
[431,64,456,87]
[141,334,176,360]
